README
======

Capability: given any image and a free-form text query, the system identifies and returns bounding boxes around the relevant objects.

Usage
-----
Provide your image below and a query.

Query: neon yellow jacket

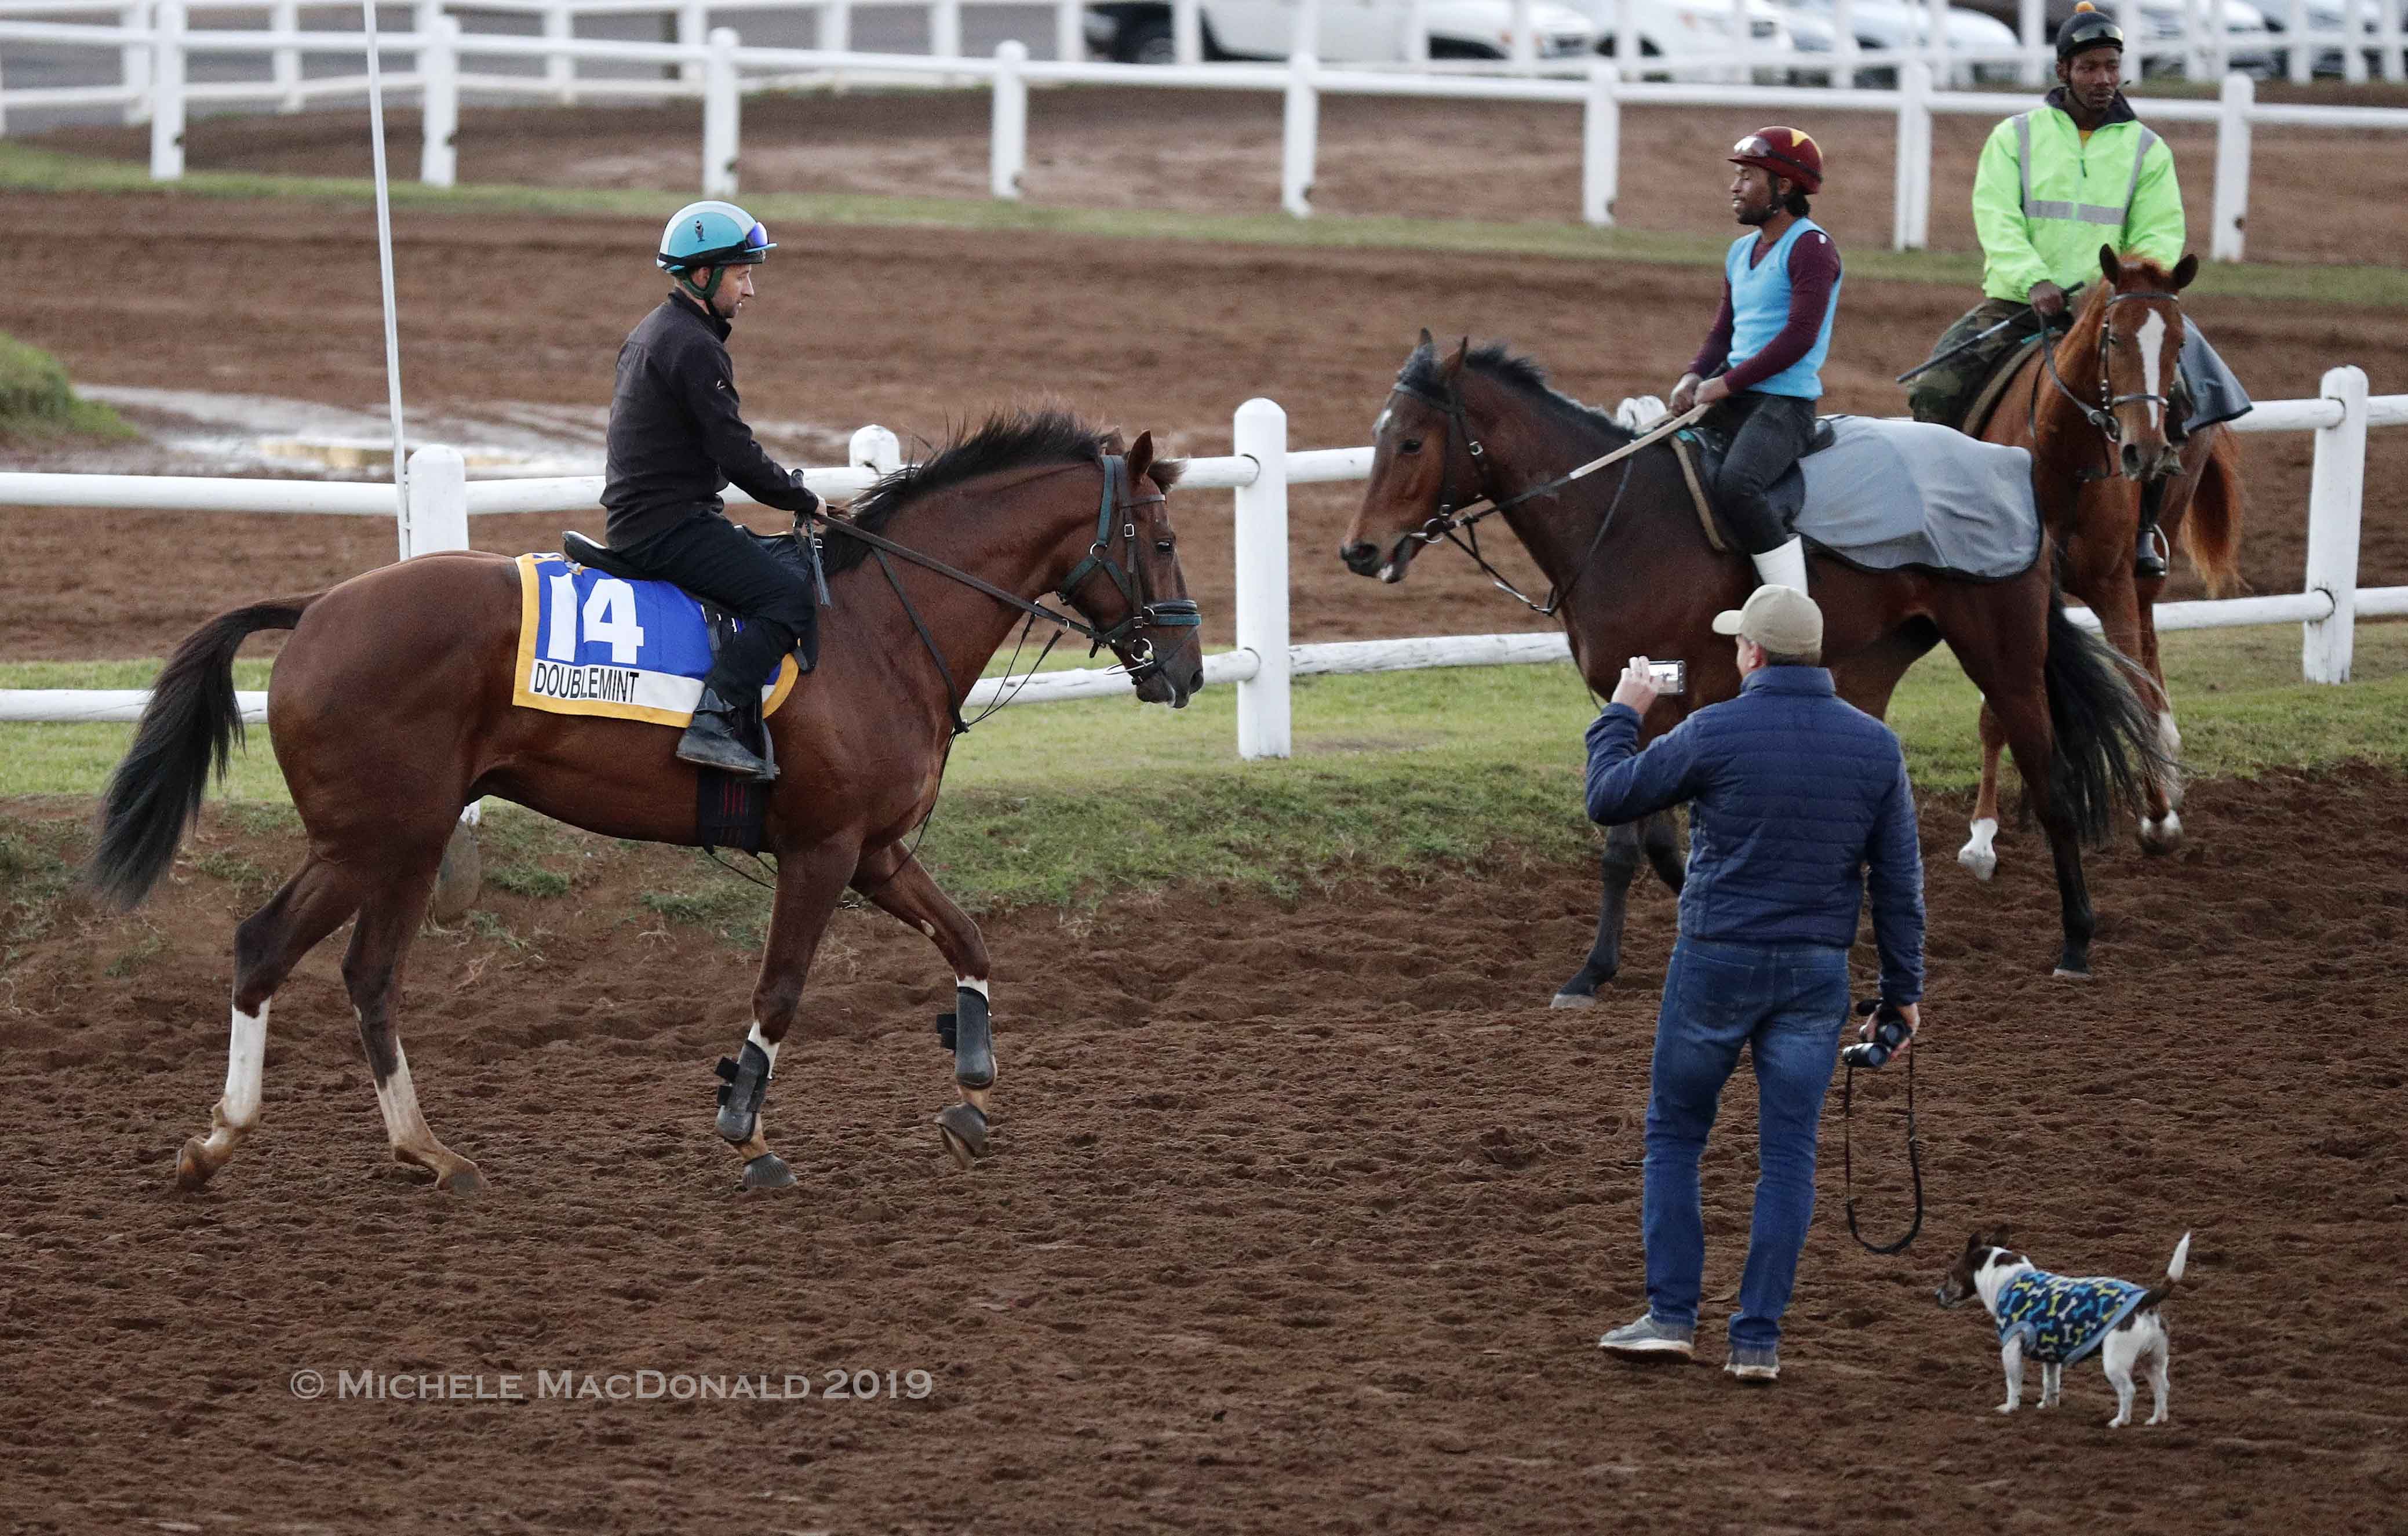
[1972,90,2185,303]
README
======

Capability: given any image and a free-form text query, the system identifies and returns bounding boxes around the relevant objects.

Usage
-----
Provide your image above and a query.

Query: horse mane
[826,410,1185,577]
[1400,338,1632,441]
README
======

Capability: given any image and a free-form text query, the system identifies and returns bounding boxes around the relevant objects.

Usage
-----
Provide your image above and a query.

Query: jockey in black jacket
[601,199,823,782]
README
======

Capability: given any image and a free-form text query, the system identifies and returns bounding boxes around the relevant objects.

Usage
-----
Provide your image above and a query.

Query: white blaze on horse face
[221,1000,269,1129]
[1374,406,1391,438]
[747,1020,779,1071]
[2136,310,2168,433]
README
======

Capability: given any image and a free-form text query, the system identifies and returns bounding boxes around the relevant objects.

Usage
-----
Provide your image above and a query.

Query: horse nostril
[1340,541,1379,574]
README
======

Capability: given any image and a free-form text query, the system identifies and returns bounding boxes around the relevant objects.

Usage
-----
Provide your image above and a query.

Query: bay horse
[1340,336,2162,1003]
[1961,248,2245,880]
[86,414,1204,1193]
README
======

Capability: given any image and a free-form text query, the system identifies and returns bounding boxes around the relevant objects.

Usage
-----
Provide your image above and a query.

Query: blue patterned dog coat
[1994,1270,2150,1365]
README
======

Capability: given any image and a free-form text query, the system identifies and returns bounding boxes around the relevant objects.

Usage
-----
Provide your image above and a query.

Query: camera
[1646,659,1686,696]
[1843,999,1913,1070]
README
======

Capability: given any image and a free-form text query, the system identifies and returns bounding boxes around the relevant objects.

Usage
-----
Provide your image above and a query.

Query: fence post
[2286,0,2310,83]
[1930,0,1955,86]
[421,14,458,187]
[990,40,1026,199]
[2210,71,2252,261]
[1581,59,1619,227]
[1893,58,1931,250]
[931,0,961,65]
[1403,0,1429,64]
[1055,0,1081,59]
[2384,0,2405,80]
[818,0,850,52]
[851,423,902,475]
[1727,0,1748,82]
[2345,0,2368,82]
[401,445,469,561]
[1281,52,1317,218]
[545,0,575,103]
[150,0,184,181]
[2301,366,2367,683]
[122,0,152,125]
[1613,0,1635,68]
[273,0,301,112]
[1511,0,1536,71]
[1232,398,1291,760]
[703,27,738,196]
[1173,0,1202,65]
[1834,0,1859,84]
[2019,0,2044,83]
[679,1,706,83]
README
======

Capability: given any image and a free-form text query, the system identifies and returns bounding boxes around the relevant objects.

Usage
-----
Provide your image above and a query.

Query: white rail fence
[3,370,2403,756]
[9,6,2408,259]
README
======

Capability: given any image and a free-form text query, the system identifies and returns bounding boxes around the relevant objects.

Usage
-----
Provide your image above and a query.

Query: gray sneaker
[1725,1344,1780,1382]
[1597,1313,1695,1358]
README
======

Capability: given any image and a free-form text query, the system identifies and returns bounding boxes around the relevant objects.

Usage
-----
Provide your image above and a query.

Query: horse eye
[1401,438,1424,454]
[1154,538,1175,554]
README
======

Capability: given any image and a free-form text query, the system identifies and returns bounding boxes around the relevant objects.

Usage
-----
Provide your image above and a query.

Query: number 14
[545,573,647,665]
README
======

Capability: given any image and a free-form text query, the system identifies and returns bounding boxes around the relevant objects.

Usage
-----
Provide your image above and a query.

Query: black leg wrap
[949,986,995,1090]
[713,1039,773,1145]
[934,1012,957,1053]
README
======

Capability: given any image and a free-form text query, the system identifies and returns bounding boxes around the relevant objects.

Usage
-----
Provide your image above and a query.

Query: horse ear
[2100,245,2121,284]
[1418,326,1434,349]
[1441,336,1470,381]
[1124,431,1156,487]
[1100,427,1129,454]
[2171,253,2198,292]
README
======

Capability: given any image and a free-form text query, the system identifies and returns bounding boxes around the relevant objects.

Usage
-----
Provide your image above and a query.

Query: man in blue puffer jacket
[1586,584,1925,1385]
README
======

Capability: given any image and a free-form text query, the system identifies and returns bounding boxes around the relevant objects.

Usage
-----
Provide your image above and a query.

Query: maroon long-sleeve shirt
[1686,226,1844,394]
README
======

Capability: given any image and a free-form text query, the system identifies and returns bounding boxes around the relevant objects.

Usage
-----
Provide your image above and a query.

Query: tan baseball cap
[1712,584,1823,656]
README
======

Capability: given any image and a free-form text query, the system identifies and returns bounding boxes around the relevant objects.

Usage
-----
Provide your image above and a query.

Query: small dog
[1935,1228,2191,1428]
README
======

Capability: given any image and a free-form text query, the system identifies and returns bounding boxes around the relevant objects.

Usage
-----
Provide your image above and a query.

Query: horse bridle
[813,453,1200,734]
[2030,287,2183,482]
[1383,378,1689,617]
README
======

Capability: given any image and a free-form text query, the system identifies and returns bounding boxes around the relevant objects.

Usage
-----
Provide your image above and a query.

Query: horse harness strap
[2029,289,2184,484]
[1669,435,1730,555]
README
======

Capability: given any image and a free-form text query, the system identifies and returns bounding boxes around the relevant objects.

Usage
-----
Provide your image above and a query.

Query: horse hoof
[174,1139,217,1191]
[2050,966,2093,982]
[1549,991,1600,1010]
[739,1152,795,1191]
[1957,847,1998,882]
[2139,812,2183,854]
[438,1164,486,1195]
[935,1103,989,1170]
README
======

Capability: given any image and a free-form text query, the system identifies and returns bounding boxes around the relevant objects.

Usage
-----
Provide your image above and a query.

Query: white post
[851,423,902,475]
[702,26,738,196]
[1281,51,1317,217]
[150,0,185,182]
[931,0,961,63]
[545,0,574,103]
[1055,0,1082,59]
[2019,0,2044,83]
[1835,0,1860,84]
[1930,0,1954,86]
[1581,59,1619,227]
[1173,0,1202,64]
[1294,0,1321,58]
[679,1,706,83]
[421,14,458,186]
[818,0,850,52]
[1893,58,1931,250]
[1613,0,1636,67]
[2345,0,2368,81]
[1232,398,1291,760]
[401,445,469,560]
[2210,70,2252,261]
[122,0,152,125]
[990,40,1026,199]
[2383,0,2404,80]
[1728,0,1748,82]
[1511,0,1536,71]
[2286,0,2309,83]
[1402,0,1429,64]
[2301,366,2367,683]
[273,0,301,112]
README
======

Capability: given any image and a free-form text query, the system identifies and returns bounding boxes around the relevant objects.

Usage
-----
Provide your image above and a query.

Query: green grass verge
[5,140,2403,308]
[7,621,2406,918]
[0,329,132,442]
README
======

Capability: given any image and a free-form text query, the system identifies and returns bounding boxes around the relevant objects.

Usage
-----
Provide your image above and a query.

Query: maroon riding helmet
[1729,127,1824,195]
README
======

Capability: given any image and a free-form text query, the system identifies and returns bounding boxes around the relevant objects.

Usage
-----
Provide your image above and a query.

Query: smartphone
[1648,660,1687,696]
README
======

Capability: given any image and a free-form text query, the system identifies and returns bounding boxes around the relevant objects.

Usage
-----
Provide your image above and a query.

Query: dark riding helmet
[2056,1,2125,60]
[1728,126,1824,195]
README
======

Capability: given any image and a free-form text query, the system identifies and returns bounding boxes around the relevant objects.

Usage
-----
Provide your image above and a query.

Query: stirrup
[677,689,777,781]
[2134,523,2169,581]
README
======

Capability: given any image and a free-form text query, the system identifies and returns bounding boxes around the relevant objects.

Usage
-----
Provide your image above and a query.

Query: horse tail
[85,595,322,911]
[2178,430,2246,598]
[2042,589,2166,846]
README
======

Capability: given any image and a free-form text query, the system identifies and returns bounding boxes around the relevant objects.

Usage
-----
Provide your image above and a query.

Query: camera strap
[1841,1047,1924,1255]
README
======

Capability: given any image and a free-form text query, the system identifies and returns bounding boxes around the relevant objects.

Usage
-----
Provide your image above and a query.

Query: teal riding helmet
[656,200,776,303]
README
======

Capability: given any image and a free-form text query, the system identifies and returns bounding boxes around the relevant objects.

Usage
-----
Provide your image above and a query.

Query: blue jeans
[1642,937,1849,1350]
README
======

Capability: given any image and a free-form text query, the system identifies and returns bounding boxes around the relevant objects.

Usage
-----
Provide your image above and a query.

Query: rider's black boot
[676,686,777,781]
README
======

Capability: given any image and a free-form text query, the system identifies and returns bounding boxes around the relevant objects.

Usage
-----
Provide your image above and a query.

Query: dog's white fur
[1941,1231,2190,1428]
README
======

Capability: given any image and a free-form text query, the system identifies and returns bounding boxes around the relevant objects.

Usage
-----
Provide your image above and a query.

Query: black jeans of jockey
[615,508,817,704]
[1705,390,1818,555]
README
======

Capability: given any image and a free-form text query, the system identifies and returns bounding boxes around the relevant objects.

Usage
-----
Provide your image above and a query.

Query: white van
[1086,0,1599,64]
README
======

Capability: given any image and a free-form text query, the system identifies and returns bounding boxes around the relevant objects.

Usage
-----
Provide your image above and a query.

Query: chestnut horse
[88,414,1204,1193]
[1342,338,2163,1002]
[1961,249,2244,880]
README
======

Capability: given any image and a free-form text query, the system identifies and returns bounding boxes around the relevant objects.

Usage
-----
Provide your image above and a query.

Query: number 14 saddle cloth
[511,553,798,727]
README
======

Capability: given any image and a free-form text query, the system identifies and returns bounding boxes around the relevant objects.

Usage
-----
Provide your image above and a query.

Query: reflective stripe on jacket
[1972,90,2185,303]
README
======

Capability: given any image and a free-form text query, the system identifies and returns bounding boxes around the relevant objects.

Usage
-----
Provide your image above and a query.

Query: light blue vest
[1724,218,1841,401]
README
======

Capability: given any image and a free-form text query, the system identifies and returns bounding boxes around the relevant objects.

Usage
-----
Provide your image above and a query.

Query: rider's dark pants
[616,508,816,703]
[1707,391,1818,556]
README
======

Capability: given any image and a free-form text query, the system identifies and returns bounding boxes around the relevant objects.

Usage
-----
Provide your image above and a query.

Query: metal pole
[1232,398,1291,760]
[2302,366,2367,682]
[362,0,411,555]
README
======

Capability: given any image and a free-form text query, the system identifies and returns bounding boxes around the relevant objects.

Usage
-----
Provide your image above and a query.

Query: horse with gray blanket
[1342,336,2165,1000]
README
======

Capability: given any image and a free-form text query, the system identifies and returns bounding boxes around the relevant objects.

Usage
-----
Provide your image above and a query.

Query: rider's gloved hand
[787,468,822,519]
[2028,280,2068,321]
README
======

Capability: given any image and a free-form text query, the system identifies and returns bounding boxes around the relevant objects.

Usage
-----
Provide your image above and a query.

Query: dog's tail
[2136,1231,2192,1310]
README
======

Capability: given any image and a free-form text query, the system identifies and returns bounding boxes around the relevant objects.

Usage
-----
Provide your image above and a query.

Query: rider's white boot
[1750,536,1809,594]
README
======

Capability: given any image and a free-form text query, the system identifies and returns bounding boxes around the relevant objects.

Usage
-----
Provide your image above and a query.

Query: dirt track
[5,98,2408,1532]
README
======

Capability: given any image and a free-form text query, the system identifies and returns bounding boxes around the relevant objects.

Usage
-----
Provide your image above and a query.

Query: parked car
[2264,0,2394,77]
[1776,0,2028,82]
[1086,0,1597,64]
[1555,0,1803,77]
[1951,0,2281,75]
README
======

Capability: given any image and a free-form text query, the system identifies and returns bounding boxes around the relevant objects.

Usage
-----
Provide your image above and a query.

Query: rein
[1841,1041,1924,1255]
[2027,288,2183,486]
[1392,380,1705,616]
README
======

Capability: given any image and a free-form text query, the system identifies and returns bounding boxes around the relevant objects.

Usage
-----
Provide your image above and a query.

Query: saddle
[1671,415,1838,554]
